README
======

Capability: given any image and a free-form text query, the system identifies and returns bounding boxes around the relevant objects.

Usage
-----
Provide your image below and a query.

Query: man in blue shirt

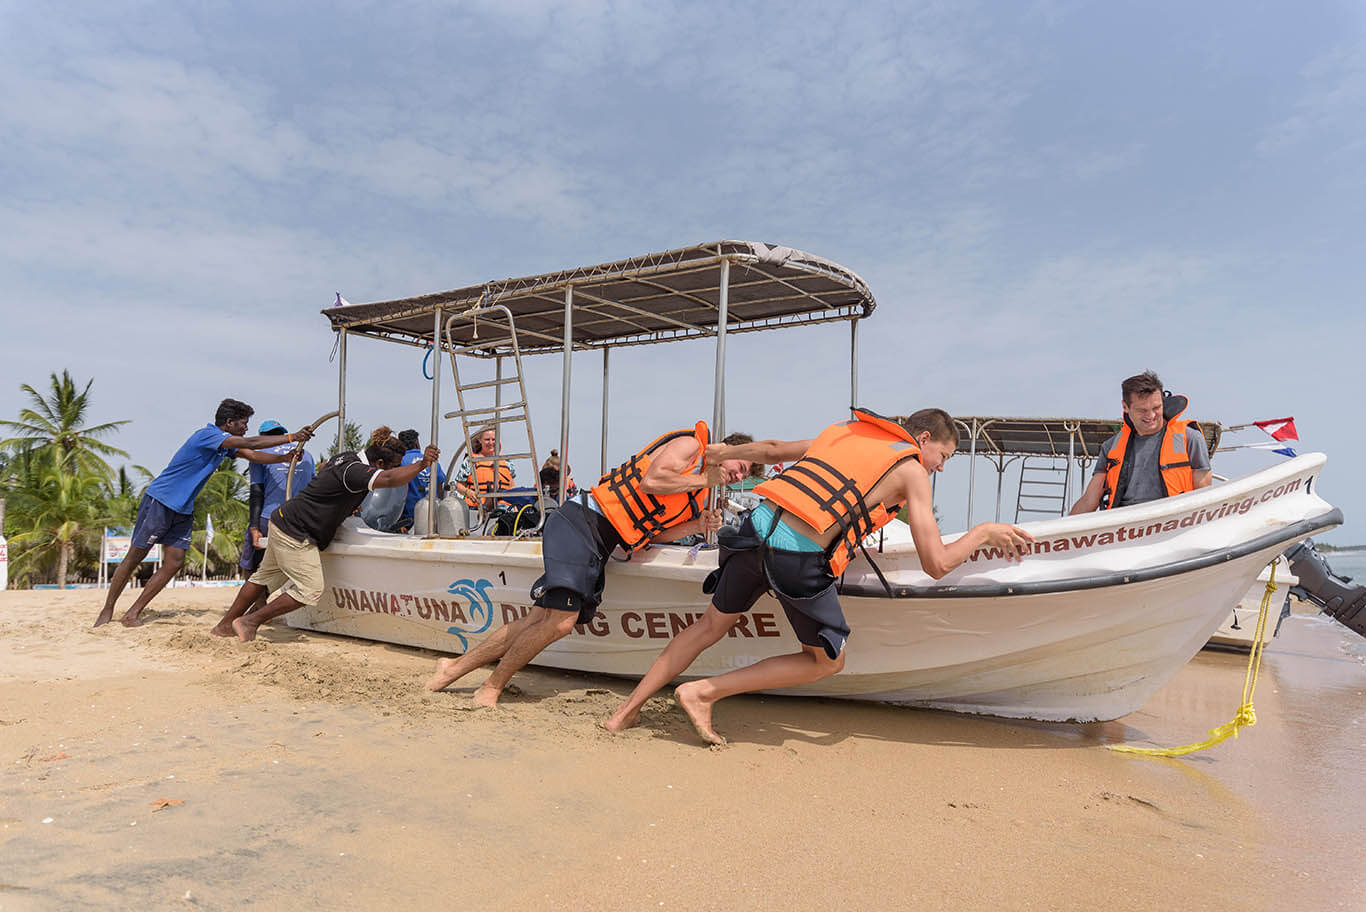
[237,420,316,613]
[93,399,312,628]
[397,428,447,532]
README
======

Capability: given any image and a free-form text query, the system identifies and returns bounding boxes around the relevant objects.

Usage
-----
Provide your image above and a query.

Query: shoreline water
[1,588,1363,910]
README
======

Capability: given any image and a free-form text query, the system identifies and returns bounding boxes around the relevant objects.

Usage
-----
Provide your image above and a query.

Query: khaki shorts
[248,523,324,607]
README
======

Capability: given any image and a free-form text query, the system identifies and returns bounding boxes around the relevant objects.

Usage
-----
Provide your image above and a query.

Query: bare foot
[119,613,144,628]
[232,618,259,643]
[601,705,640,734]
[424,658,463,692]
[210,622,236,637]
[471,684,501,708]
[92,609,114,628]
[675,682,726,745]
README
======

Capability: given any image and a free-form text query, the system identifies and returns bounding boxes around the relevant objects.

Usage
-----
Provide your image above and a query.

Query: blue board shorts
[131,493,194,551]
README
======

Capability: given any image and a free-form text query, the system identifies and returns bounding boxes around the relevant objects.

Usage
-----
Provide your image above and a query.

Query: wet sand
[1,588,1363,911]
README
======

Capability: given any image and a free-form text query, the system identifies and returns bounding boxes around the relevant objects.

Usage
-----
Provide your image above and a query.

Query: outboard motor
[1284,540,1366,639]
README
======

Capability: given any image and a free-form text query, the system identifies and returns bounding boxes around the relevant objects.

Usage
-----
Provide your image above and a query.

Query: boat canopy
[323,241,875,356]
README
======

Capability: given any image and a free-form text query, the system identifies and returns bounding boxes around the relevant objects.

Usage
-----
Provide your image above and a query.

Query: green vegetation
[327,420,364,459]
[0,371,254,587]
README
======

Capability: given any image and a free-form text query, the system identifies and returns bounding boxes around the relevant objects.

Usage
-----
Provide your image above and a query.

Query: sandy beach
[1,587,1363,911]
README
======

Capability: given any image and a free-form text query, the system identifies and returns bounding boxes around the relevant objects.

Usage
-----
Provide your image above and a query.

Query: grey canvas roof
[943,416,1223,459]
[322,240,875,356]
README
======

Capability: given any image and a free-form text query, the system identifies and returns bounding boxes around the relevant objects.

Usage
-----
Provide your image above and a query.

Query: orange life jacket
[1102,395,1201,510]
[591,422,709,552]
[464,458,516,509]
[754,408,921,576]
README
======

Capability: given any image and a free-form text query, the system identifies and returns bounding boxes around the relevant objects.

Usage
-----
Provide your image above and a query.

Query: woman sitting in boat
[454,425,517,511]
[210,429,439,642]
[423,422,776,705]
[1069,371,1212,514]
[604,407,1035,744]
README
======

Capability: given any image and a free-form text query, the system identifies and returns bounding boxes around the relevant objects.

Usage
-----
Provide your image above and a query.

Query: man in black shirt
[211,432,438,642]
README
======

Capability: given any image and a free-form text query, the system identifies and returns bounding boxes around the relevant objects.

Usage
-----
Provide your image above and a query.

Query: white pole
[558,286,574,504]
[427,309,442,536]
[600,347,610,479]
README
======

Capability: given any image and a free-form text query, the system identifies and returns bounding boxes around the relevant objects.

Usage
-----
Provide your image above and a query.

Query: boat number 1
[498,571,507,585]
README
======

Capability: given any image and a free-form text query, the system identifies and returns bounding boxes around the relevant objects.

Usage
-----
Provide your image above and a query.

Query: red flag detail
[1253,417,1298,441]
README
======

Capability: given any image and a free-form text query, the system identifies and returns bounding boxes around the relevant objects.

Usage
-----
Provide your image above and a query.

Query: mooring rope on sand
[1109,562,1277,757]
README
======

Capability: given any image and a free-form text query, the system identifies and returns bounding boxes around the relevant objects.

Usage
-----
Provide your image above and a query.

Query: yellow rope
[1109,561,1276,757]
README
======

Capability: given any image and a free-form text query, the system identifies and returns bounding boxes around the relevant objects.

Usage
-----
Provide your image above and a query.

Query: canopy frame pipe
[600,347,610,479]
[336,330,348,455]
[425,309,442,536]
[558,286,573,505]
[849,319,859,408]
[711,259,730,440]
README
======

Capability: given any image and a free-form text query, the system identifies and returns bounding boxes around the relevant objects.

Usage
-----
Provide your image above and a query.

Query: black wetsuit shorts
[703,512,849,660]
[529,500,624,625]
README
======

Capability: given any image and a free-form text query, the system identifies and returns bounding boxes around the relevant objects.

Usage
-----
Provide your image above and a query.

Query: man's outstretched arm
[902,464,1034,578]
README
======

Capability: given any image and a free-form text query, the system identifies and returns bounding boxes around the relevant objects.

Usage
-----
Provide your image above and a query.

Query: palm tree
[6,453,114,587]
[0,371,130,481]
[189,461,250,575]
[326,420,365,459]
[101,464,154,531]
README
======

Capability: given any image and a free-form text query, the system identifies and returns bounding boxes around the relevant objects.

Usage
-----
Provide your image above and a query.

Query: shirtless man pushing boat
[424,422,794,707]
[603,407,1034,743]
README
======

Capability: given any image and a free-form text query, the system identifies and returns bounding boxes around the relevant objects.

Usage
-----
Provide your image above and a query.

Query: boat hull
[287,454,1340,722]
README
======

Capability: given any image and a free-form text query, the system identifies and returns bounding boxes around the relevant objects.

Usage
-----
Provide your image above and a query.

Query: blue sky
[2,1,1363,537]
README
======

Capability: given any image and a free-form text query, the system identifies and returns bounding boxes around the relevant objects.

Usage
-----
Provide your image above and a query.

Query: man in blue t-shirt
[236,420,316,618]
[94,399,313,628]
[397,428,447,531]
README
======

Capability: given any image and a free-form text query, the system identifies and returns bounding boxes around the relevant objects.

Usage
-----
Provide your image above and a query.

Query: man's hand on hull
[978,523,1035,560]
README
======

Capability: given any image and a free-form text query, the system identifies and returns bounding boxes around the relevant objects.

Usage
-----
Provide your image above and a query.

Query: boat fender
[1284,541,1366,639]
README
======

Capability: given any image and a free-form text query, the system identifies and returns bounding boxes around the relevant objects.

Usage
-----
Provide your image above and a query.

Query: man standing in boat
[603,407,1034,744]
[396,428,446,532]
[93,400,313,628]
[210,429,438,641]
[423,423,780,706]
[1068,371,1212,514]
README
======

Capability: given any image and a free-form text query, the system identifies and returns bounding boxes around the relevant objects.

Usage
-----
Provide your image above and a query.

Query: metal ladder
[1014,456,1070,521]
[442,305,547,536]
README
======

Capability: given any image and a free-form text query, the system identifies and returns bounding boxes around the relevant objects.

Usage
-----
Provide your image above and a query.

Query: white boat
[285,241,1342,722]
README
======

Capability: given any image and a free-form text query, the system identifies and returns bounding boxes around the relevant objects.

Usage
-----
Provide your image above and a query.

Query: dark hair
[398,429,420,450]
[262,425,287,437]
[719,431,765,479]
[903,408,958,445]
[215,399,254,426]
[1121,371,1163,404]
[365,426,406,468]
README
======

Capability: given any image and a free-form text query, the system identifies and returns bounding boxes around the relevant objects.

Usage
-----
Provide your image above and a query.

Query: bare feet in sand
[119,612,145,628]
[210,622,236,637]
[675,681,725,745]
[601,705,640,734]
[424,658,462,692]
[471,684,501,708]
[92,609,114,628]
[232,617,259,643]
